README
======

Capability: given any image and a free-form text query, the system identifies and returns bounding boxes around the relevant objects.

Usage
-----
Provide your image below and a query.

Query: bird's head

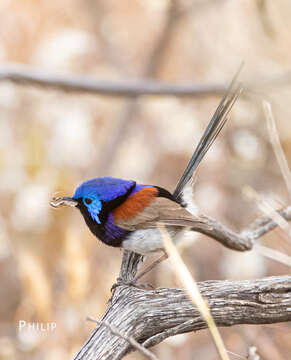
[50,177,136,224]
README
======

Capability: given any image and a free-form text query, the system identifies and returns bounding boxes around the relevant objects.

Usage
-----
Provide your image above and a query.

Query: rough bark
[72,252,291,360]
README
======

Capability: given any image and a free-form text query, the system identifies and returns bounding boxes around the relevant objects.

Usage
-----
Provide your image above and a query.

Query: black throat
[75,182,136,247]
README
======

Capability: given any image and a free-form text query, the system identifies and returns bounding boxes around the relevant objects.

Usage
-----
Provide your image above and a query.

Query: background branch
[1,63,291,99]
[0,63,225,98]
[96,0,183,174]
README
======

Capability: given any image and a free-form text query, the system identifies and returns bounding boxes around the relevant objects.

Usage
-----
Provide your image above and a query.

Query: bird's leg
[134,251,168,282]
[110,275,152,295]
[110,252,168,296]
[111,251,168,292]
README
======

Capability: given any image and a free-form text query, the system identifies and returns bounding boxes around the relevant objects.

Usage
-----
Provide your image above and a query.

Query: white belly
[121,227,184,255]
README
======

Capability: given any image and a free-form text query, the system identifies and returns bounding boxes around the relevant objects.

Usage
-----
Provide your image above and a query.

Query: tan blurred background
[0,0,291,359]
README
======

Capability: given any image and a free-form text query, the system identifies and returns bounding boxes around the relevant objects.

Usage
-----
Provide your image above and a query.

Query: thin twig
[185,204,291,252]
[160,225,230,360]
[86,317,159,360]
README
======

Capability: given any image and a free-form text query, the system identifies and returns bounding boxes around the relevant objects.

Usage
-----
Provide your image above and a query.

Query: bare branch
[193,205,291,251]
[73,275,291,359]
[1,63,291,100]
[0,63,225,98]
[72,201,291,359]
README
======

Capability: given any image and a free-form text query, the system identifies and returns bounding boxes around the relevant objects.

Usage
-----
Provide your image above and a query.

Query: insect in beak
[50,196,78,208]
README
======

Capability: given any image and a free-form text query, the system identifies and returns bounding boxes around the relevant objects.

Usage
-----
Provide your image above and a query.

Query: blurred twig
[3,63,291,98]
[97,0,182,173]
[242,186,291,267]
[243,186,291,239]
[176,0,228,19]
[256,0,275,38]
[0,63,225,97]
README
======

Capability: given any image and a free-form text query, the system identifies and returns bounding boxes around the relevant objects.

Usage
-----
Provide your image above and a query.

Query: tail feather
[173,66,243,202]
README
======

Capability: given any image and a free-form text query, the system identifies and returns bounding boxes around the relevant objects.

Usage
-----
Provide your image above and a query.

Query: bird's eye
[84,198,92,205]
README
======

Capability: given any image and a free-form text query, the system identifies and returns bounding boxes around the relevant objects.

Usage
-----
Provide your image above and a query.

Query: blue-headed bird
[51,76,242,281]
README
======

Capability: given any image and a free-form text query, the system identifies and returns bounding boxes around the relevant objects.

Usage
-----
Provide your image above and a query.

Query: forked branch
[73,265,291,359]
[193,205,291,251]
[73,206,291,360]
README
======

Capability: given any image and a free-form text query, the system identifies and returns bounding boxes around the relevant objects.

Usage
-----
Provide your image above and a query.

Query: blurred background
[0,0,291,359]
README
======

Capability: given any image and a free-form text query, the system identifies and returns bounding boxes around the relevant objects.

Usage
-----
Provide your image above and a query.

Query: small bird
[50,75,242,280]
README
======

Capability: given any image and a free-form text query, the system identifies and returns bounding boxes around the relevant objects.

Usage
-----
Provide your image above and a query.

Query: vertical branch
[97,0,180,174]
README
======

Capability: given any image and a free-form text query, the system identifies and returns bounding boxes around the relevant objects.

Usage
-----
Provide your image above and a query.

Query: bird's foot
[110,277,135,292]
[110,277,154,292]
[108,278,154,304]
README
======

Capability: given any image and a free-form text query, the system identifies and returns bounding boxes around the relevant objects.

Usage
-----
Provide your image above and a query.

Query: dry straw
[263,100,291,198]
[160,225,230,360]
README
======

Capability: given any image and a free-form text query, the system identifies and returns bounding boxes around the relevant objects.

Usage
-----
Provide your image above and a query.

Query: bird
[50,73,242,281]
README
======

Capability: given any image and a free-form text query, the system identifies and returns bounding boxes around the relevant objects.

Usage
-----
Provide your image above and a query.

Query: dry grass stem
[254,244,291,267]
[243,185,291,240]
[263,100,291,197]
[160,225,230,360]
[226,350,247,359]
[243,186,291,267]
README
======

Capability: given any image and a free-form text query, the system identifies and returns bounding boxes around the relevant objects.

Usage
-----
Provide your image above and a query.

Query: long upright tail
[173,67,243,202]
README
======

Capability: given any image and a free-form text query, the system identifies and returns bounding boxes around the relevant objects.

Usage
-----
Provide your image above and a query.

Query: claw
[110,277,136,292]
[108,278,155,303]
[110,277,154,292]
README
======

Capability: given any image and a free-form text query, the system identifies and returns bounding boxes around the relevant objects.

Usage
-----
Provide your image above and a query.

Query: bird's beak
[50,196,78,208]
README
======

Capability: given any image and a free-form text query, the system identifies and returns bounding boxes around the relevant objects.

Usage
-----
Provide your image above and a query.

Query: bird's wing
[113,194,202,231]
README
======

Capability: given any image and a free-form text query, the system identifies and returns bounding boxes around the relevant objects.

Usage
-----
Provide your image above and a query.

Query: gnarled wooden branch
[73,207,291,360]
[73,270,291,359]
